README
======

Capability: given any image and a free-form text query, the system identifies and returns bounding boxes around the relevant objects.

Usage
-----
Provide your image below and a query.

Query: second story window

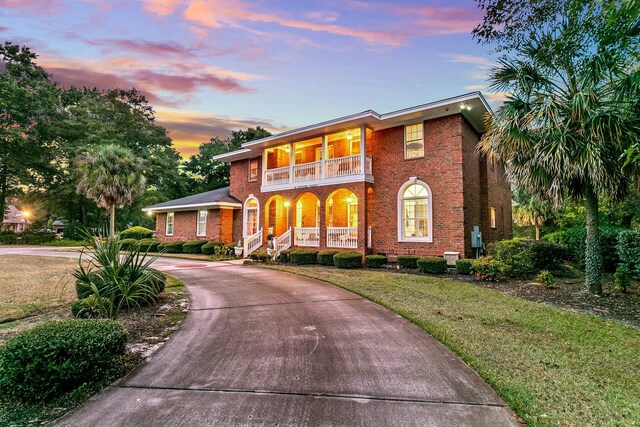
[404,123,424,159]
[248,158,259,182]
[490,207,497,229]
[166,212,174,236]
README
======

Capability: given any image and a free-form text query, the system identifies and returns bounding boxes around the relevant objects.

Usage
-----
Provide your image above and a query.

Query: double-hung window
[404,124,424,159]
[197,210,207,237]
[248,158,259,181]
[166,212,174,236]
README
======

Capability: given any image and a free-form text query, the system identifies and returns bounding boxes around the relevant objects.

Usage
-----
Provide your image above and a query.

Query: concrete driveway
[1,247,518,426]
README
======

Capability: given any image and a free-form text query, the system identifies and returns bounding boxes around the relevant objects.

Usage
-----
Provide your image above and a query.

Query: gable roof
[212,92,492,162]
[142,187,241,212]
[3,205,31,225]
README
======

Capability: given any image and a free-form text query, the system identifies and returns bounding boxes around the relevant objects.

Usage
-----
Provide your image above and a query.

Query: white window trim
[404,123,425,160]
[243,194,260,237]
[166,212,174,236]
[196,209,207,237]
[397,177,433,243]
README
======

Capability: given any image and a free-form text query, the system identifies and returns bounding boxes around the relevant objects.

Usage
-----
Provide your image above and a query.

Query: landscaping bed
[263,264,640,426]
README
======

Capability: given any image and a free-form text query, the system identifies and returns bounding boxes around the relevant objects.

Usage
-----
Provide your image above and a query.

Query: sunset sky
[1,0,500,156]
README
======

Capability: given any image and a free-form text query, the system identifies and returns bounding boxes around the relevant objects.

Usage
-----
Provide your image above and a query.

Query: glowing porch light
[22,211,30,218]
[146,210,154,216]
[284,201,290,208]
[346,197,353,203]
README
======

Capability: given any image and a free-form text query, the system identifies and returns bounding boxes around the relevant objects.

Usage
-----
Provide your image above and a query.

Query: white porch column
[321,135,326,179]
[289,143,294,184]
[360,125,366,175]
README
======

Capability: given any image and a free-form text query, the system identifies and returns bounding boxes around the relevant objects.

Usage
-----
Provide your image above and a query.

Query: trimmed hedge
[249,250,271,262]
[201,241,224,255]
[119,238,138,251]
[617,229,640,280]
[19,231,57,245]
[158,241,185,253]
[472,257,503,281]
[397,255,420,269]
[182,240,207,254]
[278,249,293,263]
[0,320,127,402]
[456,259,473,275]
[333,251,362,269]
[365,254,387,268]
[135,238,160,252]
[318,250,341,265]
[0,231,18,244]
[119,226,153,240]
[290,249,318,265]
[417,257,447,274]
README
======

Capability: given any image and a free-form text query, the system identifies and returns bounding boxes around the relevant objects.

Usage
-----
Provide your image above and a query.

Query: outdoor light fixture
[346,197,353,203]
[22,211,30,218]
[347,132,353,140]
[284,201,290,207]
[146,210,153,216]
[460,103,471,111]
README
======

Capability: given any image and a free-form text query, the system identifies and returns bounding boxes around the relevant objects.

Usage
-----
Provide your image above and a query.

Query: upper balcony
[261,127,373,192]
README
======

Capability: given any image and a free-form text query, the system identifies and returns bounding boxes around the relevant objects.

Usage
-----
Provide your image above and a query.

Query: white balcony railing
[273,227,292,260]
[264,166,290,186]
[325,155,362,178]
[293,161,321,182]
[327,227,358,248]
[244,227,263,257]
[294,227,320,247]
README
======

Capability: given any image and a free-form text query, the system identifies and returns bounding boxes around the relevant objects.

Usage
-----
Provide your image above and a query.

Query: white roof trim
[142,201,242,212]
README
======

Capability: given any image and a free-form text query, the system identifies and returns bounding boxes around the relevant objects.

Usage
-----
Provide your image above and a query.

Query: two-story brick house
[144,92,512,258]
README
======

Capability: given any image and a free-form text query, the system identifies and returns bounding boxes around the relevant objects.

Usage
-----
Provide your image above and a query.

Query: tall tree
[479,1,640,295]
[76,144,145,237]
[0,42,60,217]
[183,126,271,193]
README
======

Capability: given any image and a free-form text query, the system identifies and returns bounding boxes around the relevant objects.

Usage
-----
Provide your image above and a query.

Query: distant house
[52,220,65,234]
[2,205,31,233]
[144,92,513,258]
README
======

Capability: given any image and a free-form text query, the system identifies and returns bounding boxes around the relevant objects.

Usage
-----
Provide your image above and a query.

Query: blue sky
[0,0,500,155]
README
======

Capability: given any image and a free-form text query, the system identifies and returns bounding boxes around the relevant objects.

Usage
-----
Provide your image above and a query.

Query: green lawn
[266,265,640,427]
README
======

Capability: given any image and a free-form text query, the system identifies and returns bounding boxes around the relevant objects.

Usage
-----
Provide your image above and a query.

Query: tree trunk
[0,158,8,222]
[534,217,540,241]
[584,186,602,295]
[109,204,116,238]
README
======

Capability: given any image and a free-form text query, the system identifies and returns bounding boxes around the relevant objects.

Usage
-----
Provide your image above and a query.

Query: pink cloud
[389,4,481,36]
[141,0,184,16]
[133,69,252,93]
[0,0,62,13]
[88,38,237,60]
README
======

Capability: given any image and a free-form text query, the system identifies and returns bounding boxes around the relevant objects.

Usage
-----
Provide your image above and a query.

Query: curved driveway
[1,247,517,426]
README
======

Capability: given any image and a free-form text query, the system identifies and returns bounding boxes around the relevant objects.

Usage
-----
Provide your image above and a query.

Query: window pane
[405,124,424,159]
[402,186,429,239]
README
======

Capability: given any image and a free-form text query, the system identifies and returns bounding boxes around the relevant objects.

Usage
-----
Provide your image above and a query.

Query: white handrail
[294,227,320,247]
[293,161,321,182]
[264,166,290,185]
[325,154,362,178]
[273,227,292,260]
[327,227,358,248]
[244,227,263,257]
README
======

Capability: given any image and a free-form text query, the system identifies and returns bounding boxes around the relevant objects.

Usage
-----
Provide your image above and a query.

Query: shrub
[289,249,318,265]
[135,238,160,252]
[617,229,640,280]
[119,226,153,240]
[201,241,224,255]
[249,250,271,262]
[333,251,362,269]
[417,257,448,274]
[19,231,56,245]
[536,270,555,288]
[456,259,474,275]
[71,295,109,318]
[365,254,387,268]
[0,231,18,244]
[528,240,567,271]
[119,238,138,251]
[0,320,127,402]
[397,255,420,269]
[614,264,632,293]
[63,219,84,241]
[226,242,239,256]
[278,249,293,263]
[487,239,534,278]
[544,226,624,272]
[182,240,207,254]
[472,257,503,281]
[40,239,89,247]
[73,236,165,318]
[158,241,185,253]
[318,250,341,265]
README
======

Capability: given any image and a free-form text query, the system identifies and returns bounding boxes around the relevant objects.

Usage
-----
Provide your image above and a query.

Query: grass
[266,265,640,427]
[0,255,78,323]
[39,239,89,247]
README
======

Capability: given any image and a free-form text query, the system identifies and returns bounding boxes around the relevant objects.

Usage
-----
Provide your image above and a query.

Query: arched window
[243,196,259,237]
[398,179,432,242]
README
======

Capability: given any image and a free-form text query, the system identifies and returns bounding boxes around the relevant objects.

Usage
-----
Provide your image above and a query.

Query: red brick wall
[154,208,237,243]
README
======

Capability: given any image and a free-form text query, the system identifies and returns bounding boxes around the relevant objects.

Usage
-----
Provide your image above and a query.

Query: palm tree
[480,1,640,295]
[513,190,552,241]
[76,144,145,237]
